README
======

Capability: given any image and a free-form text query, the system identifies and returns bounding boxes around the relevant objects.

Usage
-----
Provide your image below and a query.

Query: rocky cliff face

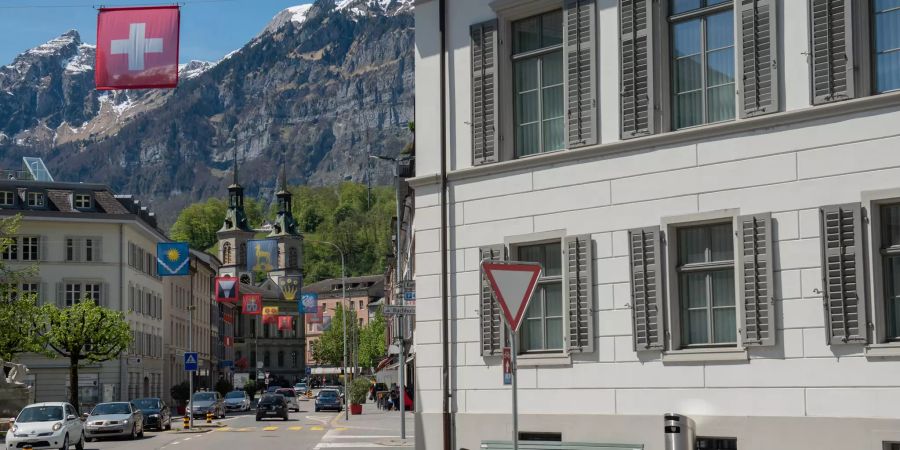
[0,0,414,228]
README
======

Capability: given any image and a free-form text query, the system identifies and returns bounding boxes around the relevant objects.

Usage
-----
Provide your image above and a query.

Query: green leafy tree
[359,309,386,369]
[169,197,265,251]
[42,301,132,412]
[310,304,358,367]
[171,381,190,406]
[243,379,258,400]
[0,215,48,361]
[214,378,234,397]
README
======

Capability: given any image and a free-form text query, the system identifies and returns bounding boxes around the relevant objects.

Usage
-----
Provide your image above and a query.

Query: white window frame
[661,209,748,361]
[0,191,14,206]
[21,236,39,261]
[26,192,44,207]
[74,193,92,209]
[863,188,900,356]
[1,237,17,261]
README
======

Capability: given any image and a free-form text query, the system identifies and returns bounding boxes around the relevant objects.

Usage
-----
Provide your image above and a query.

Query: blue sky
[0,0,312,65]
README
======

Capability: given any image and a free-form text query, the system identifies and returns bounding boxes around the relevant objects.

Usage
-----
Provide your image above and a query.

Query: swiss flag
[95,6,180,90]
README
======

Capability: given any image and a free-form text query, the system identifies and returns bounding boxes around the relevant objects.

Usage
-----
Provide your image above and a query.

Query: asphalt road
[77,400,412,450]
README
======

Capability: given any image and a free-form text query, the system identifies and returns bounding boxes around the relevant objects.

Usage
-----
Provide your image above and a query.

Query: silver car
[5,402,85,450]
[83,402,144,441]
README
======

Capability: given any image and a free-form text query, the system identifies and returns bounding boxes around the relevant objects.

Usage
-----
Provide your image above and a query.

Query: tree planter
[350,403,363,415]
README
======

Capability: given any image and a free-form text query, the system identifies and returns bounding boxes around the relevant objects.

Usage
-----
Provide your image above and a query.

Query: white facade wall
[414,1,900,449]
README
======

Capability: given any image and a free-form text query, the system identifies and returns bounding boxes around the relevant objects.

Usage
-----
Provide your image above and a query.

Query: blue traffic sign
[305,367,311,375]
[184,352,198,371]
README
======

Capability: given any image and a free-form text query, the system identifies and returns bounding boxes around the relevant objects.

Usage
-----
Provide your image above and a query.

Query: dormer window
[0,191,13,206]
[74,193,92,209]
[26,192,44,207]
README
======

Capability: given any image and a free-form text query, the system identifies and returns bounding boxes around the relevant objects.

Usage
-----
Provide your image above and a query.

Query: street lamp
[307,238,348,421]
[369,153,413,439]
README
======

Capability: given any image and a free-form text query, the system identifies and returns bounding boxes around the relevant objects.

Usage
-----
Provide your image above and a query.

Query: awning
[374,356,395,373]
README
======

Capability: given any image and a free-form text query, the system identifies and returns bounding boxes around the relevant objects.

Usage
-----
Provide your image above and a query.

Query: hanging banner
[279,275,301,301]
[307,304,323,324]
[156,242,189,276]
[223,311,234,324]
[300,293,318,315]
[215,276,239,303]
[241,293,262,315]
[223,336,233,348]
[502,347,512,385]
[277,315,293,331]
[247,239,277,273]
[262,306,279,325]
[95,6,180,90]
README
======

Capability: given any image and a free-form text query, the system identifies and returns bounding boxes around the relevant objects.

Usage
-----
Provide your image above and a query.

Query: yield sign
[481,261,542,332]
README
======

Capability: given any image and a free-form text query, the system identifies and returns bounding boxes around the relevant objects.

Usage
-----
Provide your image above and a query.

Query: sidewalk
[319,402,415,448]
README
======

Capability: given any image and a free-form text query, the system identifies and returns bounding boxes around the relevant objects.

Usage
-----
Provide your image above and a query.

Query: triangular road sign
[482,261,542,332]
[185,354,197,364]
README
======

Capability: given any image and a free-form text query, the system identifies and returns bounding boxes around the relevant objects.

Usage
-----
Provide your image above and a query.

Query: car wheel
[130,424,138,440]
[59,434,69,450]
[75,432,85,450]
[315,407,320,412]
[255,416,261,421]
[165,418,172,431]
[138,424,144,438]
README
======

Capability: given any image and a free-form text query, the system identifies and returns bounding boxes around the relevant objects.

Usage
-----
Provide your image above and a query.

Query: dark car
[131,398,171,431]
[315,389,342,412]
[255,394,288,421]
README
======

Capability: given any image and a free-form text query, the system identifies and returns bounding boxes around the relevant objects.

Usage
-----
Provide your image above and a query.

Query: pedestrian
[389,384,399,411]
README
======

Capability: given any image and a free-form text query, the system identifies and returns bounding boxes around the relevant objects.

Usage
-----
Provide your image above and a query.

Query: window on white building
[0,191,14,206]
[696,437,737,449]
[873,1,900,93]
[21,236,38,261]
[1,237,17,261]
[676,223,736,346]
[65,283,82,307]
[517,242,564,352]
[26,192,44,207]
[880,204,900,341]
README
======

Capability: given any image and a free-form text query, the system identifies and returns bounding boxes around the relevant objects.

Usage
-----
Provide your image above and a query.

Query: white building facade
[413,0,900,449]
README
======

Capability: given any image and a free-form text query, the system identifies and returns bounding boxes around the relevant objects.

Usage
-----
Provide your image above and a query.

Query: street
[76,402,412,450]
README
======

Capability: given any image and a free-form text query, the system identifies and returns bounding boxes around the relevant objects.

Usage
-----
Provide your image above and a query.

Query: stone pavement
[320,402,415,448]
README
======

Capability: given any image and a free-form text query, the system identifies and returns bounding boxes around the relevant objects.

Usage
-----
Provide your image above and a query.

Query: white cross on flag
[481,261,542,332]
[95,6,180,90]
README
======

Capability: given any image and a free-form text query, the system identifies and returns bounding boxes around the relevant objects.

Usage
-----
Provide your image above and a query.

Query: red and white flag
[95,6,180,90]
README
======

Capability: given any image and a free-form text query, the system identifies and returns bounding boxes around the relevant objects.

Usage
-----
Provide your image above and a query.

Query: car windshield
[192,393,216,402]
[131,399,160,410]
[225,391,245,399]
[17,406,64,422]
[259,395,282,405]
[91,403,131,416]
[319,391,338,399]
[276,390,295,397]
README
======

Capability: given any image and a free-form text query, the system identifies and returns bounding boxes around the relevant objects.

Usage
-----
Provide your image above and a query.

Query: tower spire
[232,146,239,186]
[279,148,287,193]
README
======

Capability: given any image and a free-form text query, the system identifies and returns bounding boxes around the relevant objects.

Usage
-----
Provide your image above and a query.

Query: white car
[5,402,85,450]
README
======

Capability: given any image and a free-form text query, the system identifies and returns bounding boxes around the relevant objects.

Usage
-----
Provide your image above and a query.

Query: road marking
[310,425,324,431]
[262,426,279,431]
[333,427,348,431]
[314,444,392,448]
[324,436,410,439]
[288,426,303,431]
[218,427,231,432]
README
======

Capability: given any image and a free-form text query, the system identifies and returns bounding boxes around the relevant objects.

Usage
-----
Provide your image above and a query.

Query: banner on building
[95,6,180,90]
[223,311,234,324]
[156,242,189,276]
[300,293,318,315]
[262,306,279,325]
[241,293,262,315]
[247,239,277,273]
[215,276,239,303]
[322,313,332,331]
[223,336,233,348]
[307,302,322,323]
[277,315,293,331]
[279,275,301,301]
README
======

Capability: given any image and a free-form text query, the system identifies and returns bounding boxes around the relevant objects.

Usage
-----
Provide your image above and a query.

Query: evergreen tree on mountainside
[168,182,394,281]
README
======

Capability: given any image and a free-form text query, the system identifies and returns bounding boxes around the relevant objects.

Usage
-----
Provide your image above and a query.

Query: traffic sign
[481,261,542,332]
[384,305,416,316]
[183,352,198,371]
[403,291,416,301]
[502,347,512,385]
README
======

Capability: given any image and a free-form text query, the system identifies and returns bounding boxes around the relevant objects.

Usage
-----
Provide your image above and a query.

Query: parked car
[5,402,85,450]
[315,389,342,412]
[255,394,288,421]
[84,401,144,441]
[186,391,225,419]
[275,388,300,412]
[293,382,308,395]
[131,398,171,431]
[224,390,251,412]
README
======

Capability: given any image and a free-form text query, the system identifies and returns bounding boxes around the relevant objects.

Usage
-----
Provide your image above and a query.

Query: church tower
[268,152,303,282]
[217,148,255,278]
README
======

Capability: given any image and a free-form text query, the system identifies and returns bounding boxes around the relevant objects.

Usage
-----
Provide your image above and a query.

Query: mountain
[0,0,414,228]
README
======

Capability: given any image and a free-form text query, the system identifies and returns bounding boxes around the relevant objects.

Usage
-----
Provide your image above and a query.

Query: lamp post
[369,153,412,439]
[308,239,348,421]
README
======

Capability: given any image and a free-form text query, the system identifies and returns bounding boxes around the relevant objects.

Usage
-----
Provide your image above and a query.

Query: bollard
[663,413,695,450]
[206,411,212,424]
[183,415,190,429]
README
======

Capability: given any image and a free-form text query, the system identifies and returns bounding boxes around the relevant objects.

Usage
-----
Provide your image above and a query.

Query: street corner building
[412,0,900,449]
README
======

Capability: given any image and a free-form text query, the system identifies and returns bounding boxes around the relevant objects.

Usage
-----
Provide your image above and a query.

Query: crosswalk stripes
[214,425,328,433]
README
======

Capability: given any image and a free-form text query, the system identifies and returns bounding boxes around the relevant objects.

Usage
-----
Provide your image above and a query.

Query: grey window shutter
[39,235,47,261]
[56,281,64,307]
[94,238,102,263]
[74,238,83,263]
[101,282,109,308]
[471,20,499,166]
[809,0,855,105]
[566,235,594,353]
[740,213,775,346]
[629,226,664,351]
[620,0,655,139]
[820,203,868,344]
[40,282,48,305]
[565,0,598,148]
[739,0,779,117]
[480,244,506,356]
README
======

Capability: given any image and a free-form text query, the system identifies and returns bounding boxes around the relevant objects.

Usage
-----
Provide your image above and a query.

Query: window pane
[516,59,539,92]
[519,245,542,264]
[709,223,734,261]
[706,10,734,50]
[686,309,709,344]
[888,256,900,339]
[670,0,702,15]
[874,8,900,53]
[713,307,736,343]
[682,272,708,308]
[524,318,543,350]
[545,284,563,317]
[541,10,563,47]
[711,270,735,306]
[546,317,564,349]
[542,118,565,152]
[542,51,564,87]
[884,205,900,247]
[707,85,735,123]
[679,227,708,264]
[707,48,735,87]
[876,52,900,93]
[672,20,701,57]
[542,85,564,119]
[675,55,703,92]
[513,16,541,53]
[543,242,562,276]
[675,92,703,129]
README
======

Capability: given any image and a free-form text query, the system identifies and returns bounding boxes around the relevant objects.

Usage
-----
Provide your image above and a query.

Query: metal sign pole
[509,323,518,450]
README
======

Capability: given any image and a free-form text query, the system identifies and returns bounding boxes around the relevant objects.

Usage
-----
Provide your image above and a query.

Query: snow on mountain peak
[286,4,313,24]
[26,29,81,56]
[178,60,215,79]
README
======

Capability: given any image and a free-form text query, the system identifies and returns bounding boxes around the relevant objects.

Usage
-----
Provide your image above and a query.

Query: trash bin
[664,413,695,450]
